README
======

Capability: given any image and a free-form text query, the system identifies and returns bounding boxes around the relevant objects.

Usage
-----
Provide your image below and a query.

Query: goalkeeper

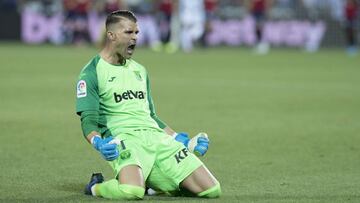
[75,10,221,200]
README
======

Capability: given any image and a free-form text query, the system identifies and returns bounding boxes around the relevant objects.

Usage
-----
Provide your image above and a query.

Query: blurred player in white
[179,0,206,52]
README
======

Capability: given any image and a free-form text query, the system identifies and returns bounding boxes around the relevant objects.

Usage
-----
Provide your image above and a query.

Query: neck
[100,46,126,65]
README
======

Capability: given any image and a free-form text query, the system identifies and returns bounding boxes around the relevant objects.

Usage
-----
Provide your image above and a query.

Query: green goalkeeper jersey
[76,55,166,136]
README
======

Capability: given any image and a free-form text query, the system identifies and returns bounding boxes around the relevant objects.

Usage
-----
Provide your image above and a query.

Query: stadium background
[0,0,359,202]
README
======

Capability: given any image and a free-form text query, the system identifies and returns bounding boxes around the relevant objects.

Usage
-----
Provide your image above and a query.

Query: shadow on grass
[0,195,97,203]
[0,194,218,203]
[237,194,360,201]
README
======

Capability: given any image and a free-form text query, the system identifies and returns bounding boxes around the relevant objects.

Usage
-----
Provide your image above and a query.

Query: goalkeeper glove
[190,135,209,156]
[91,136,119,161]
[174,132,190,147]
[174,132,209,156]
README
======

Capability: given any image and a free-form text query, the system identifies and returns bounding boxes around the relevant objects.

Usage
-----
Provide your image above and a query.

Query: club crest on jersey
[77,80,87,98]
[120,150,131,160]
[133,71,142,81]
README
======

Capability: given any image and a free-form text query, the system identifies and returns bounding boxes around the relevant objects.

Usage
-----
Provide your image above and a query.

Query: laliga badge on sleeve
[77,80,87,98]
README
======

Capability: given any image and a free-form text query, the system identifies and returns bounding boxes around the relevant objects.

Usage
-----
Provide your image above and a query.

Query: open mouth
[127,44,136,53]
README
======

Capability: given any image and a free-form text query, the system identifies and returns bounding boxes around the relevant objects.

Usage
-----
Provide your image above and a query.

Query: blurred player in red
[200,0,218,47]
[155,0,181,53]
[63,0,92,45]
[344,0,359,55]
[247,0,273,54]
[156,0,172,47]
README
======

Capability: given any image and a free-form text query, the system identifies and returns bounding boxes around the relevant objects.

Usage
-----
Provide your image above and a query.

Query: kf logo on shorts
[175,148,189,164]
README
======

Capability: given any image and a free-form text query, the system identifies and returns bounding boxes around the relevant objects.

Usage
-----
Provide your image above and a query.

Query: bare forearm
[86,131,101,144]
[163,126,177,137]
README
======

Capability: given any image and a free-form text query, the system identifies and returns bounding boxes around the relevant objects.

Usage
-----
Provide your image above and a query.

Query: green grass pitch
[0,43,359,202]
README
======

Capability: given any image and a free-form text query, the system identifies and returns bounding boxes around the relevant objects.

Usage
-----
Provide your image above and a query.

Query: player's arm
[79,110,119,161]
[79,110,102,143]
[163,126,176,136]
[76,64,119,161]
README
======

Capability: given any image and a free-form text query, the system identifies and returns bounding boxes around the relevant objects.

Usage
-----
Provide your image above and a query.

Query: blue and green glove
[91,136,119,161]
[174,132,209,156]
[174,132,190,147]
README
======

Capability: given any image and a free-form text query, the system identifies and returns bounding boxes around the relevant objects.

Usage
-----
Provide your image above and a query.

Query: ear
[107,31,115,41]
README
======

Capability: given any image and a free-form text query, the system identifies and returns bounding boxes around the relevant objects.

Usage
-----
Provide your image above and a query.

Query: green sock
[197,183,221,198]
[95,179,145,200]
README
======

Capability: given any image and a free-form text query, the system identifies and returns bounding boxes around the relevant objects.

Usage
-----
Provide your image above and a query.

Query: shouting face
[107,18,139,60]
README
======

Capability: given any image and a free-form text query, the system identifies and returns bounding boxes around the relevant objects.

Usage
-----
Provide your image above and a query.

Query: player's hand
[174,132,210,156]
[92,136,119,161]
[192,136,209,156]
[188,133,209,156]
[174,132,190,147]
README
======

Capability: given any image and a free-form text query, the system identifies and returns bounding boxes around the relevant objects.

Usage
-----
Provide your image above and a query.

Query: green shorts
[108,129,203,192]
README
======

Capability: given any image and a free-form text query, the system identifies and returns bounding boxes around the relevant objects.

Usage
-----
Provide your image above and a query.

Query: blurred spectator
[93,0,125,15]
[301,0,327,21]
[12,0,351,50]
[217,0,245,20]
[329,0,344,22]
[344,0,359,55]
[63,0,92,45]
[40,0,62,17]
[19,0,62,16]
[269,0,295,20]
[105,0,126,13]
[179,0,206,52]
[247,0,273,54]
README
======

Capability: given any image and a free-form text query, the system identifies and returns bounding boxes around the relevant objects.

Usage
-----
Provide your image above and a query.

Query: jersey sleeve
[146,73,167,129]
[76,58,100,115]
